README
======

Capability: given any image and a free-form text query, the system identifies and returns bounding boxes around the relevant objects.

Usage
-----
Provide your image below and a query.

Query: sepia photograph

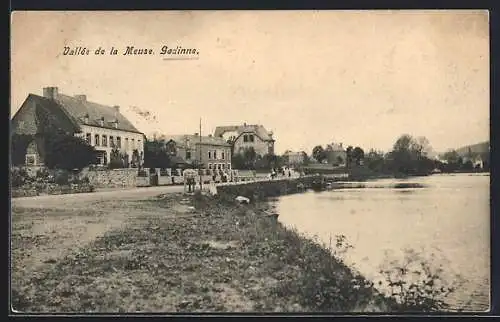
[10,10,490,314]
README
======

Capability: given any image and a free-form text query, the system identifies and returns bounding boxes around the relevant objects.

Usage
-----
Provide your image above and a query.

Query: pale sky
[11,10,489,155]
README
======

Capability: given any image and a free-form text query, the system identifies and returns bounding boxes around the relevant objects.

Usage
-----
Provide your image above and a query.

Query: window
[95,134,100,146]
[86,133,92,145]
[208,151,212,159]
[227,163,231,170]
[222,164,226,169]
[110,136,114,148]
[217,164,221,170]
[25,154,36,166]
[125,138,129,150]
[138,140,141,148]
[222,151,225,160]
[186,151,191,160]
[243,134,248,142]
[214,150,217,159]
[249,134,254,142]
[208,163,212,169]
[102,135,108,147]
[116,137,121,148]
[131,138,135,149]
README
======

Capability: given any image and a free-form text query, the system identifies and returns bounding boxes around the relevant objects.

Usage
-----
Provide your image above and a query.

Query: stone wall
[79,168,139,188]
[216,176,315,202]
[11,183,95,198]
[78,167,240,189]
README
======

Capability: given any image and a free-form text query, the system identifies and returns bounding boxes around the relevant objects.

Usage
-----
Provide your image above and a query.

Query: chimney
[43,87,59,100]
[74,94,87,102]
[194,133,199,136]
[243,122,247,127]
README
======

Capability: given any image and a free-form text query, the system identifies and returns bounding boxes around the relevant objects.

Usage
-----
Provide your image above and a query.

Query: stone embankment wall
[216,176,316,202]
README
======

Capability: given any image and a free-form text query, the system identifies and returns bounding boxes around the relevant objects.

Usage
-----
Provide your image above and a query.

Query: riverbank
[12,188,395,313]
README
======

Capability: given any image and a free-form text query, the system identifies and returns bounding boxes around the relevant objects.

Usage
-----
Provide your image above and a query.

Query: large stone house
[158,134,232,171]
[11,87,145,167]
[325,142,347,166]
[214,123,275,157]
[283,150,307,166]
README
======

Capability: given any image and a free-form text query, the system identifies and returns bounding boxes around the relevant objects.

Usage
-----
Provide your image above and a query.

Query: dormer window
[112,119,119,129]
[99,117,104,126]
[84,113,89,124]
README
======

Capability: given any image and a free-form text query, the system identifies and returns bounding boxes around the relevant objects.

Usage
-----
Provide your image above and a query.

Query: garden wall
[11,183,95,198]
[79,168,139,189]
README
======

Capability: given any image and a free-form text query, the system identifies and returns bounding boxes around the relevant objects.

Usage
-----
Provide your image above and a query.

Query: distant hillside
[455,141,490,157]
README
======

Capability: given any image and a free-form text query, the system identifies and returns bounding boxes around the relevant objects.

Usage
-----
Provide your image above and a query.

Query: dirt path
[11,189,184,304]
[11,185,185,209]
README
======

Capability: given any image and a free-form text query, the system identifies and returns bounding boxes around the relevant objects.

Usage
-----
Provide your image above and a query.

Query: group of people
[269,166,296,179]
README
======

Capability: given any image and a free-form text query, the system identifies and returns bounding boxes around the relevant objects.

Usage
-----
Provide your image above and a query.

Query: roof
[12,94,82,134]
[214,124,274,142]
[15,93,143,135]
[158,134,230,147]
[54,94,142,134]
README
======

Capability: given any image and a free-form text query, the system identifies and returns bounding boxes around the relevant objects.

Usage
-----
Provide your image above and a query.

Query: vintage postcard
[10,10,490,314]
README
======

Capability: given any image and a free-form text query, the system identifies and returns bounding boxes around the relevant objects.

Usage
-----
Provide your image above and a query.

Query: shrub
[44,131,97,171]
[378,248,463,312]
[10,168,29,188]
[54,171,70,185]
[35,168,50,180]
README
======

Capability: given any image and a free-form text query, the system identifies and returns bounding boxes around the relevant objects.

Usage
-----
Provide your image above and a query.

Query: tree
[231,153,246,170]
[109,148,129,169]
[144,139,171,168]
[242,147,258,169]
[44,131,97,171]
[345,146,354,169]
[312,145,327,163]
[302,152,310,166]
[365,149,386,173]
[390,134,434,176]
[131,149,140,168]
[352,147,365,166]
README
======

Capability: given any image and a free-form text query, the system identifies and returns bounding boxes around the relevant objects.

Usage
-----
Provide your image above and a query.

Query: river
[273,173,490,312]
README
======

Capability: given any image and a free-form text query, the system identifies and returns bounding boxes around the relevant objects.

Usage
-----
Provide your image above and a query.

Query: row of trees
[309,134,488,178]
[358,134,488,177]
[312,145,365,167]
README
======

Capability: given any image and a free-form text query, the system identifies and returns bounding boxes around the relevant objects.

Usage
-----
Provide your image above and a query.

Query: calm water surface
[273,173,490,311]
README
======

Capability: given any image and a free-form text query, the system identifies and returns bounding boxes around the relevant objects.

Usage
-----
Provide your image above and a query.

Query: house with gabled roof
[11,86,145,167]
[156,133,232,171]
[214,123,275,157]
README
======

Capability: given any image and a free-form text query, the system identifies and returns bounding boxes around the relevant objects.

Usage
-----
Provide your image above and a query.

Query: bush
[36,168,50,180]
[54,171,70,185]
[378,248,463,312]
[10,168,29,188]
[44,131,97,171]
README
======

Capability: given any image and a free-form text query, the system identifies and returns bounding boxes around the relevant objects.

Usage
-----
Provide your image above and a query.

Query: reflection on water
[273,173,490,312]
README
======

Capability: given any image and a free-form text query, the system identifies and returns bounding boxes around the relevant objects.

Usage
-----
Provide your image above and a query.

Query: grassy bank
[12,186,396,313]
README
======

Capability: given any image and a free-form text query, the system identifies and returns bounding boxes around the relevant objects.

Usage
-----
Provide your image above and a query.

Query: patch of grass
[11,191,394,313]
